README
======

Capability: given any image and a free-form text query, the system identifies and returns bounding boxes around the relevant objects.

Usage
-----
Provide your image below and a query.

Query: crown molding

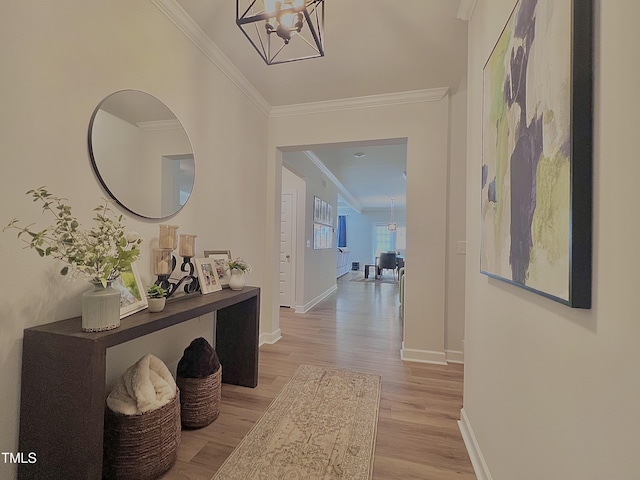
[303,151,362,213]
[270,88,449,118]
[457,0,477,21]
[137,119,183,131]
[150,0,271,116]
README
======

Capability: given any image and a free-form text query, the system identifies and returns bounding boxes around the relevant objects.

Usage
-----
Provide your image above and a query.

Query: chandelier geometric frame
[236,0,325,65]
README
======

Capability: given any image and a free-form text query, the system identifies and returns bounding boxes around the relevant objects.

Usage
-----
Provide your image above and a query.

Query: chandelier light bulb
[281,12,296,28]
[264,0,280,15]
[237,0,325,65]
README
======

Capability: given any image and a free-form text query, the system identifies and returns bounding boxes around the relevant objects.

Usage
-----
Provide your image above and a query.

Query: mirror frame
[88,89,195,220]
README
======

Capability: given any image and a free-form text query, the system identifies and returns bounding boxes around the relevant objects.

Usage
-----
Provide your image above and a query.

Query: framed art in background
[312,196,335,250]
[314,196,321,222]
[112,262,148,318]
[195,258,222,294]
[204,250,232,287]
[480,0,592,308]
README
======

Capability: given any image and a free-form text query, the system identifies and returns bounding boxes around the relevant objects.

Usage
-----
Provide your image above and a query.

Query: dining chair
[377,252,398,280]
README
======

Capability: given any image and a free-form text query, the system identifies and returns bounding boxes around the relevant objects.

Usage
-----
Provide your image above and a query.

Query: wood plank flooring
[162,273,476,479]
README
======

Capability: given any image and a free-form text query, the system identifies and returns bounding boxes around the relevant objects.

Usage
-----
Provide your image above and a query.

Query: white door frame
[280,190,296,307]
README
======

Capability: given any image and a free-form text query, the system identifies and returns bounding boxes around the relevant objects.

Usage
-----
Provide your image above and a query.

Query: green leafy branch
[3,187,142,286]
[226,257,251,273]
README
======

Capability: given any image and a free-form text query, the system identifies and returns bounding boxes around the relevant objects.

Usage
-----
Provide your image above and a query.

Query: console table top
[25,286,260,348]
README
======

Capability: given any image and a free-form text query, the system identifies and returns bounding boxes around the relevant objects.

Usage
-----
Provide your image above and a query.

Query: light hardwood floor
[162,272,476,480]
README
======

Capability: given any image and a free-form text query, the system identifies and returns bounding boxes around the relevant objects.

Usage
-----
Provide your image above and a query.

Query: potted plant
[3,187,142,331]
[225,258,251,291]
[147,284,168,313]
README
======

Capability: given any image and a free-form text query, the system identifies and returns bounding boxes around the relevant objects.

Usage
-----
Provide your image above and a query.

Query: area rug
[350,274,397,285]
[212,364,382,480]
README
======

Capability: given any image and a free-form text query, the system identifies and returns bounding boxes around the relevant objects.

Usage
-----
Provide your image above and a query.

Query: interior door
[280,193,294,307]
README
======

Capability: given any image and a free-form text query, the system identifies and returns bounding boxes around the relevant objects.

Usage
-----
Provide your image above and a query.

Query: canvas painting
[481,0,592,307]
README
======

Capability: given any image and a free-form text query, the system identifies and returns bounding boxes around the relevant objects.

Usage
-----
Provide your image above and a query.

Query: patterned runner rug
[212,364,382,480]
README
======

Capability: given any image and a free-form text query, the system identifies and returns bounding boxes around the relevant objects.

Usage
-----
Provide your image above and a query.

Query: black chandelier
[236,0,325,65]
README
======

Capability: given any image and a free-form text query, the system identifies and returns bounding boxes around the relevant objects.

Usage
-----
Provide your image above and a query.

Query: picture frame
[204,250,233,287]
[480,0,592,308]
[195,257,222,295]
[112,262,148,318]
[313,196,333,228]
[313,223,333,250]
[314,196,321,222]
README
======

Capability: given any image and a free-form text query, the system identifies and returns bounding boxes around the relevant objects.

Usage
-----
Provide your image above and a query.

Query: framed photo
[314,196,321,222]
[313,223,333,249]
[112,262,148,318]
[204,250,232,287]
[480,0,592,308]
[195,258,222,295]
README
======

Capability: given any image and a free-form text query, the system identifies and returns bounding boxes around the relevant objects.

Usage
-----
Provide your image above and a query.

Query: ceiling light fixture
[388,198,397,232]
[236,0,325,65]
[353,152,366,158]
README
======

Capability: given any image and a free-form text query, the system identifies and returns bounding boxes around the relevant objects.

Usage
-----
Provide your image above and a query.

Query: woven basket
[176,366,222,429]
[103,389,181,480]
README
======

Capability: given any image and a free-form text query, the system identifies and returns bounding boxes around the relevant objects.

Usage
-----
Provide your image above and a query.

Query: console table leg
[216,294,260,387]
[19,331,106,480]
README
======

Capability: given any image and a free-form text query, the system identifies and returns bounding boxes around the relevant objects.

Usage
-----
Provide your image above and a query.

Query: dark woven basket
[176,366,222,429]
[103,389,181,480]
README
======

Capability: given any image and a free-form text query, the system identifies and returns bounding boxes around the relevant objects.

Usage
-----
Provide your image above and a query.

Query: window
[372,223,405,258]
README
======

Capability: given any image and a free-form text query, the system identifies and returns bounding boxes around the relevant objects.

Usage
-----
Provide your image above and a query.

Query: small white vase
[82,281,121,332]
[148,297,166,313]
[228,269,246,291]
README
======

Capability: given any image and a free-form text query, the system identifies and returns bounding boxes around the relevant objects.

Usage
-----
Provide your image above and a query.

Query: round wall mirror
[88,90,195,219]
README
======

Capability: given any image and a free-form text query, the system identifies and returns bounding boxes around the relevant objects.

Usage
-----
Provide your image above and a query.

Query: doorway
[279,191,295,307]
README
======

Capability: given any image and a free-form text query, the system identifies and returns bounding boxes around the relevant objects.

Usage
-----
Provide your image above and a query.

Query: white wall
[284,151,339,308]
[462,1,640,479]
[0,2,268,477]
[447,80,468,357]
[337,206,372,269]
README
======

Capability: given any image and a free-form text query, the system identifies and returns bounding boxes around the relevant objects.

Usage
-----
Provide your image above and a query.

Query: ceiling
[309,141,407,210]
[172,0,470,209]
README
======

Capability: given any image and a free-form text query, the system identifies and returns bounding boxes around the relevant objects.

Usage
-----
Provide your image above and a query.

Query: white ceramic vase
[147,297,166,313]
[228,269,246,291]
[82,281,121,332]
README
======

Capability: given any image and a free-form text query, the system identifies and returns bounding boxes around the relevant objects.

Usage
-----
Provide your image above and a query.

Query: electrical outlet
[457,241,466,255]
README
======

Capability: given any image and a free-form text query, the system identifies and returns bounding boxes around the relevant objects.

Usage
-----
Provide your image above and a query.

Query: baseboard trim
[445,349,464,364]
[259,329,282,347]
[400,345,448,365]
[458,408,493,480]
[299,285,337,313]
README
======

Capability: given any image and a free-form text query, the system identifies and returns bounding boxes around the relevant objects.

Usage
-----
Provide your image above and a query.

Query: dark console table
[18,286,260,480]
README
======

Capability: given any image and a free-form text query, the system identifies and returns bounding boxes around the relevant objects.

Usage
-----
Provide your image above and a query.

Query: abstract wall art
[480,0,593,308]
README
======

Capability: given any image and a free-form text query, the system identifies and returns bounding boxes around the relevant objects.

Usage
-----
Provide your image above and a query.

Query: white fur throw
[107,354,177,415]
